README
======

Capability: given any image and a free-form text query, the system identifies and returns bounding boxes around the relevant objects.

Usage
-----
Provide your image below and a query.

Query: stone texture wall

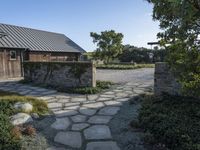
[154,62,181,96]
[24,61,96,88]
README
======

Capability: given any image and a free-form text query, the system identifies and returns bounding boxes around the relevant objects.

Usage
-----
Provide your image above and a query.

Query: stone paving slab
[54,131,82,148]
[88,115,112,124]
[82,102,105,109]
[104,100,122,106]
[87,95,99,101]
[86,141,120,150]
[72,123,90,131]
[84,125,112,140]
[79,108,97,116]
[54,110,78,117]
[98,107,120,115]
[71,115,87,123]
[51,118,71,130]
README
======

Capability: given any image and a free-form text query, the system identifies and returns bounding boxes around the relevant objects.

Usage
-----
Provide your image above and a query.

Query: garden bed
[0,90,48,150]
[136,94,200,150]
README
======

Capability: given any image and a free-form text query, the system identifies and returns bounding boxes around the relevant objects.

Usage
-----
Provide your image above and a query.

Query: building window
[10,51,17,60]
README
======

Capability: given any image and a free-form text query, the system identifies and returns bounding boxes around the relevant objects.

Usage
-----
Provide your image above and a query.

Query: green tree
[90,30,124,64]
[147,0,200,97]
[119,45,166,63]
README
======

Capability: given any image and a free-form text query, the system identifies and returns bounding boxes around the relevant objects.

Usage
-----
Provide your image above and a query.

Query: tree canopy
[90,30,124,64]
[148,0,200,44]
[119,45,166,63]
[147,0,200,97]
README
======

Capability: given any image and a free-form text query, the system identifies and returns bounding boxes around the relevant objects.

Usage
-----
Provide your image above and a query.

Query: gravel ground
[96,68,154,83]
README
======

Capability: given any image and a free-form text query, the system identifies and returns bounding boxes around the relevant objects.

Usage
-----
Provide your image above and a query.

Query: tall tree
[147,0,200,97]
[90,30,124,64]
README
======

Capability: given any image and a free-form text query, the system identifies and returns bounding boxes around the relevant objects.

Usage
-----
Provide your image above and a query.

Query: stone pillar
[91,61,96,87]
[154,62,181,96]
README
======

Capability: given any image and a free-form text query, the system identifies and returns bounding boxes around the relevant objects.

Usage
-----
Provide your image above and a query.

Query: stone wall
[154,62,181,96]
[23,61,96,88]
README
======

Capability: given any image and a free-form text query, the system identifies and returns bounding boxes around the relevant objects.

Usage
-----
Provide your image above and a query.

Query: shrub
[20,134,48,150]
[58,81,113,94]
[166,42,200,97]
[61,87,101,94]
[0,100,16,116]
[96,80,113,89]
[138,94,200,150]
[23,125,36,137]
[0,113,21,150]
[11,126,22,140]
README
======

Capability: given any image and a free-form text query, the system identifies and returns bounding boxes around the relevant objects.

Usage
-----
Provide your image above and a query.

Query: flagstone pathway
[0,79,153,150]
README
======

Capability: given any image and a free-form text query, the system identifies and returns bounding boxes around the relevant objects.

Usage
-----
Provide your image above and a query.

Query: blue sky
[0,0,160,51]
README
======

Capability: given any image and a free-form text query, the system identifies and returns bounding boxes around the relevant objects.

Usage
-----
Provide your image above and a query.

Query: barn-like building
[0,23,85,78]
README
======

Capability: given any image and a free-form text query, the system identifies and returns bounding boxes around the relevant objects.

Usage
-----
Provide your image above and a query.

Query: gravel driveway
[96,68,154,83]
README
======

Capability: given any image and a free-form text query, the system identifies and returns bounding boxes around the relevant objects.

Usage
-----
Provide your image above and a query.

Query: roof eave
[27,49,83,53]
[0,46,28,50]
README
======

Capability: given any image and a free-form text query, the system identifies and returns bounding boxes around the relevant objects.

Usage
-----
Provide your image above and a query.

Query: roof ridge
[0,23,66,36]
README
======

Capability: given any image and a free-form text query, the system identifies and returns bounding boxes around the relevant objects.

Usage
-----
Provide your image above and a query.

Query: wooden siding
[27,52,51,62]
[0,49,82,79]
[0,49,22,78]
[27,51,79,62]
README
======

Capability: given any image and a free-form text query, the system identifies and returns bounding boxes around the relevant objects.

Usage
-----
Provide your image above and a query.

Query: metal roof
[0,29,8,38]
[0,23,85,53]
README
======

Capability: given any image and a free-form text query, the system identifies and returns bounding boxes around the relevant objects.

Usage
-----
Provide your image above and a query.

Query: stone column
[154,62,181,96]
[91,61,96,87]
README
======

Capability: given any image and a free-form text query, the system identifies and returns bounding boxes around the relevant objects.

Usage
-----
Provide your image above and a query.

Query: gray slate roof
[0,23,85,53]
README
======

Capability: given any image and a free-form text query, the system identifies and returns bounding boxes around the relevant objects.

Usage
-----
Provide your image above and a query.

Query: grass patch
[138,94,200,150]
[96,63,155,70]
[0,90,20,96]
[58,80,114,94]
[0,91,48,115]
